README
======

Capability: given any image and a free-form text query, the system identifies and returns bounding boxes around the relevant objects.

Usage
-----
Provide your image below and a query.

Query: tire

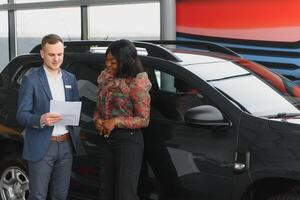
[267,193,300,200]
[0,155,29,200]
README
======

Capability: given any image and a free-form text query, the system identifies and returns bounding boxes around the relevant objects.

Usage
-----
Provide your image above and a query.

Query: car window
[67,61,104,85]
[67,61,104,128]
[13,62,41,86]
[211,74,300,116]
[16,67,38,85]
[145,66,205,122]
[187,61,300,117]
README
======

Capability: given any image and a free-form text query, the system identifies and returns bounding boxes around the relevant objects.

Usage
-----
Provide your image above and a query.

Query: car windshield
[186,61,300,117]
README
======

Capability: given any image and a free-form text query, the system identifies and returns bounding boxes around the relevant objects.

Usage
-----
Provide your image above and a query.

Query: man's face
[40,42,64,72]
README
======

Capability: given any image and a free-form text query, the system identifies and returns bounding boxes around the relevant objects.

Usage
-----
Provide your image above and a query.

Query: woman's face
[105,52,118,76]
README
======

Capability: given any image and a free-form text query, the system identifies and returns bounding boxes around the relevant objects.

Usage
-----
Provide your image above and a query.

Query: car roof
[173,51,231,65]
[29,40,244,80]
[30,40,241,64]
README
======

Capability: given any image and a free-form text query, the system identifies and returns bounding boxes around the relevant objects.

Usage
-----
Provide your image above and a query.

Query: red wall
[176,0,300,42]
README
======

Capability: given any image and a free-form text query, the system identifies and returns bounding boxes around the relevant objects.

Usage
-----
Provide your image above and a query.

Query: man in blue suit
[17,34,81,200]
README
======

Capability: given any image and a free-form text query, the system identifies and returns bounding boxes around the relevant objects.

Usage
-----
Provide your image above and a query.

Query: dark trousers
[27,139,73,200]
[98,129,144,200]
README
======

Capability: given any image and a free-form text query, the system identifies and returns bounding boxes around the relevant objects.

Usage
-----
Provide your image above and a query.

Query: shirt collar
[43,65,62,80]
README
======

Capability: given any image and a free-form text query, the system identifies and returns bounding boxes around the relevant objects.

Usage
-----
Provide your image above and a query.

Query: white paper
[50,100,82,126]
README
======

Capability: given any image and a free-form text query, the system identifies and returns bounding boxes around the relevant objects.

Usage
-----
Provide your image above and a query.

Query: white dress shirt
[44,66,68,136]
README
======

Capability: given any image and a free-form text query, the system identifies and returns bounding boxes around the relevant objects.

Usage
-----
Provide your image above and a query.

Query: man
[17,34,81,200]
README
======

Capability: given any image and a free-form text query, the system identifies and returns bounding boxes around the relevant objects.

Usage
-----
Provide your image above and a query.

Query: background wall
[0,1,160,71]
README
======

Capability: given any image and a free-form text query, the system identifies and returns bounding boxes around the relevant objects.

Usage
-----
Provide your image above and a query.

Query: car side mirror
[184,105,231,128]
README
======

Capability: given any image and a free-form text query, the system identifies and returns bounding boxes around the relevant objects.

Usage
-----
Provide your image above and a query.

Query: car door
[139,59,241,200]
[0,56,42,131]
[65,59,106,199]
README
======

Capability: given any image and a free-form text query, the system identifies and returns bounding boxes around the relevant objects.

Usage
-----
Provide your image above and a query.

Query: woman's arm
[93,105,104,134]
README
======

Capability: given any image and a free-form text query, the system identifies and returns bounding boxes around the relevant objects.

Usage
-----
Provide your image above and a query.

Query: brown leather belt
[50,133,69,142]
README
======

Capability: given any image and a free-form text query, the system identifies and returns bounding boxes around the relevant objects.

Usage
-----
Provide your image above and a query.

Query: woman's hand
[102,118,117,137]
[94,118,104,135]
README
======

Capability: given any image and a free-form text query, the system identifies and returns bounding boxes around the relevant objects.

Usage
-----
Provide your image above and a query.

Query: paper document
[50,100,82,126]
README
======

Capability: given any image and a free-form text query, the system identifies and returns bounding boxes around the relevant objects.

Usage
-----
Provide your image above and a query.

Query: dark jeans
[27,139,73,200]
[98,128,144,200]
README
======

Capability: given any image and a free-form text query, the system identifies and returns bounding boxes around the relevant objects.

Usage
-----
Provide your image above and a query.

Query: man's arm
[16,76,42,128]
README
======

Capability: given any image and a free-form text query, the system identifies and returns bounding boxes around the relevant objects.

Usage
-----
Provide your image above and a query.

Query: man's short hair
[41,34,64,49]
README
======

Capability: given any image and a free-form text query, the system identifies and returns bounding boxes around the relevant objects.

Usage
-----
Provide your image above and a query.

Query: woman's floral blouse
[94,70,152,129]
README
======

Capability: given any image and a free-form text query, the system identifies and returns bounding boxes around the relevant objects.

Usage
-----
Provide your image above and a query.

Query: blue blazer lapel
[39,67,52,100]
[62,70,71,101]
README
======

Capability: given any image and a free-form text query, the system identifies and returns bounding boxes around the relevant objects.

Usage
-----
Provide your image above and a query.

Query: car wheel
[0,155,29,200]
[267,193,300,200]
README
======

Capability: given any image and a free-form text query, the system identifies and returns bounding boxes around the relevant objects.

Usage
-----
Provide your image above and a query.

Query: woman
[94,39,151,200]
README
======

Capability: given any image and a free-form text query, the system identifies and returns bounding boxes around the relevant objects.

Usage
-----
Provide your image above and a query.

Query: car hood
[271,118,300,123]
[268,118,300,131]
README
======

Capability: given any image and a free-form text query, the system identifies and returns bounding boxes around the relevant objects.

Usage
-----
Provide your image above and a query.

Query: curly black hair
[105,39,144,78]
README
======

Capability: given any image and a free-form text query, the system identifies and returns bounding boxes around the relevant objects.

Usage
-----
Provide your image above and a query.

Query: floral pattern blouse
[94,70,152,129]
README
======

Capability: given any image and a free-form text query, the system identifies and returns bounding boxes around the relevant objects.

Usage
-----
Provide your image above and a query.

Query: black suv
[1,41,300,200]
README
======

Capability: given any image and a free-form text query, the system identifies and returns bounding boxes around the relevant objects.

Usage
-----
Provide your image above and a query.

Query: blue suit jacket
[17,67,82,162]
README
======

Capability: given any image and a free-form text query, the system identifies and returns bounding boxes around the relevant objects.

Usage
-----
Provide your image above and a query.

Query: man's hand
[40,112,62,126]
